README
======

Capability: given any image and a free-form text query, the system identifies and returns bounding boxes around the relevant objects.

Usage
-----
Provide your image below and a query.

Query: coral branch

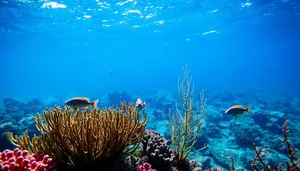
[166,65,206,166]
[278,120,300,171]
[252,120,300,171]
[225,152,236,171]
[251,143,271,171]
[165,65,207,171]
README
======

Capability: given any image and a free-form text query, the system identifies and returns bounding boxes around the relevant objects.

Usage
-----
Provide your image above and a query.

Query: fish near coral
[65,97,98,110]
[135,98,146,111]
[225,105,251,118]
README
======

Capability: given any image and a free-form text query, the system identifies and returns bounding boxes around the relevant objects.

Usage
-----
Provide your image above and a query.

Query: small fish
[225,105,251,118]
[65,97,99,110]
[109,70,114,75]
[135,98,146,111]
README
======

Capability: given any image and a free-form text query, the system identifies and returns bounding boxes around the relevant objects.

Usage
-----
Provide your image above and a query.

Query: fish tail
[246,105,251,113]
[91,99,99,108]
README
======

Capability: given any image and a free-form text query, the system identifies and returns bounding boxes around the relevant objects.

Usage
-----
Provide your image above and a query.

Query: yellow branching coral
[166,65,208,164]
[7,102,147,169]
[6,131,42,154]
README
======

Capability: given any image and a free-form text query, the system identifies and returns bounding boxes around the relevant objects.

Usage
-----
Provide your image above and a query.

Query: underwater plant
[165,65,208,171]
[7,102,148,170]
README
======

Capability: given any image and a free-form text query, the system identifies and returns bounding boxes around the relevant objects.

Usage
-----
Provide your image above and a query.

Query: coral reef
[0,148,56,171]
[0,98,45,151]
[0,66,300,171]
[229,119,263,146]
[6,102,148,170]
[141,129,175,171]
[3,98,44,116]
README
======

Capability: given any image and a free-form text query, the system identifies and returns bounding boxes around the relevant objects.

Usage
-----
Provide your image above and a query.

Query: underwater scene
[0,0,300,170]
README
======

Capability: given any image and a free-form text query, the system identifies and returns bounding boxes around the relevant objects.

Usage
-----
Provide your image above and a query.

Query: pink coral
[136,162,157,171]
[0,148,56,171]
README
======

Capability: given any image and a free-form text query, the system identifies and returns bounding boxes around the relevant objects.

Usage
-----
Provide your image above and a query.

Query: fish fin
[246,105,251,113]
[91,99,99,108]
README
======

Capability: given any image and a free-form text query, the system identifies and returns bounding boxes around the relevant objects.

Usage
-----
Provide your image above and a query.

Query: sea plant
[165,65,208,170]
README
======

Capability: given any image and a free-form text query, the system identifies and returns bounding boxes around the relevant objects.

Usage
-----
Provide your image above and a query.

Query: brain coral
[141,129,175,171]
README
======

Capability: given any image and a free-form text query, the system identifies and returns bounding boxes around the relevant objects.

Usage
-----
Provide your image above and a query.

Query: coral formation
[136,162,157,171]
[6,102,148,170]
[0,148,56,171]
[141,129,175,171]
[3,98,44,116]
[165,65,207,170]
[0,98,45,151]
[229,119,263,146]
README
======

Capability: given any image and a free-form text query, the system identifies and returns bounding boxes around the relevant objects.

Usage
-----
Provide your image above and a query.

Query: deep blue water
[0,0,299,99]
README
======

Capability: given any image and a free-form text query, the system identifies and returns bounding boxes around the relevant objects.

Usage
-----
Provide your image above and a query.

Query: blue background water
[1,0,299,100]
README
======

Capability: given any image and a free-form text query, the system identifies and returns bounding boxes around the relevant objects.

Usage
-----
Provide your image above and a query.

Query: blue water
[1,0,299,99]
[0,0,300,170]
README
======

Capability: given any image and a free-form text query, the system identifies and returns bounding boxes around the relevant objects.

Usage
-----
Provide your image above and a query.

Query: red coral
[0,148,57,171]
[137,162,157,171]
